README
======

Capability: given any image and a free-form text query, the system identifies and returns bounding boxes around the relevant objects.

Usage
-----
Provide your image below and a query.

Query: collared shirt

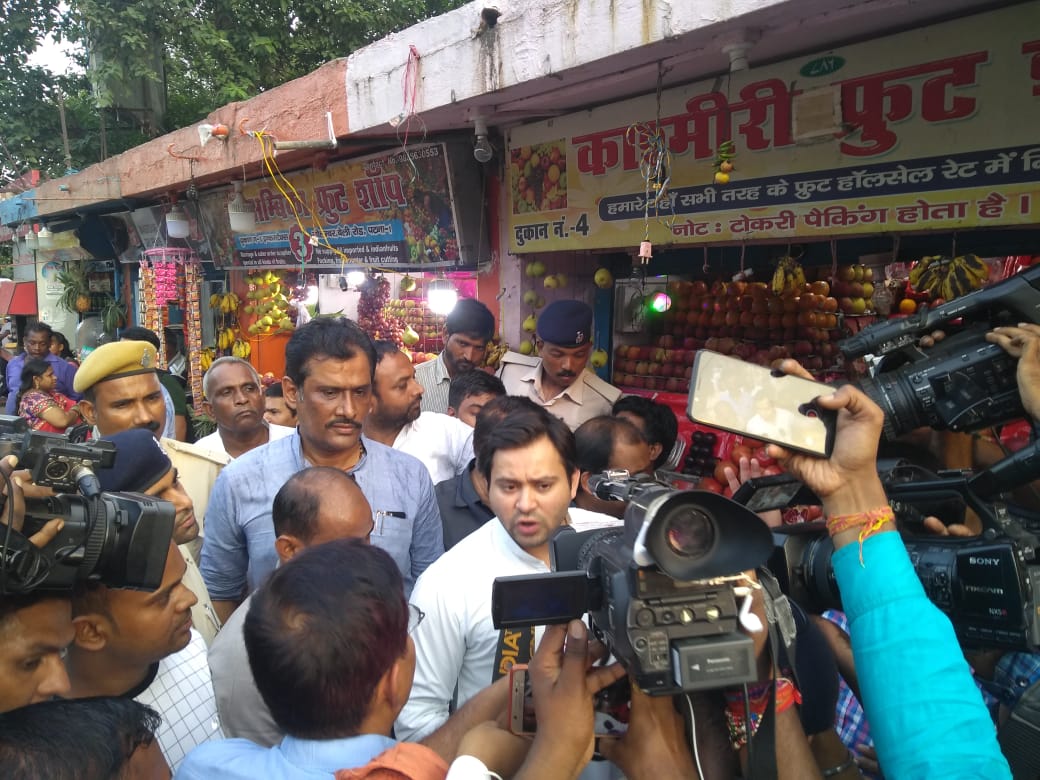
[497,352,621,431]
[415,352,451,414]
[175,733,399,779]
[393,411,473,484]
[396,508,619,742]
[194,423,295,460]
[434,460,494,550]
[137,628,223,771]
[5,352,80,413]
[820,609,874,770]
[201,432,443,600]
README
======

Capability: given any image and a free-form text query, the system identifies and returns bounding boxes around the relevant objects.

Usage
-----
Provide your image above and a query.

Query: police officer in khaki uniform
[498,299,620,431]
[74,340,223,644]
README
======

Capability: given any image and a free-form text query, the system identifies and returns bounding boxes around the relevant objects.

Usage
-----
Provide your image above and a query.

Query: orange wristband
[826,505,895,566]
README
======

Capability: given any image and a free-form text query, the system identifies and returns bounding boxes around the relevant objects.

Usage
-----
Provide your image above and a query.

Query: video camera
[0,416,173,594]
[763,447,1040,651]
[840,264,1040,439]
[492,472,774,695]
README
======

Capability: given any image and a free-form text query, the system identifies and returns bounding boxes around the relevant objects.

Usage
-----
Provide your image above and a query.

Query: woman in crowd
[17,359,84,433]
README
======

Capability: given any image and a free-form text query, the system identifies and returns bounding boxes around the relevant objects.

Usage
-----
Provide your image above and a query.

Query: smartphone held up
[687,351,836,458]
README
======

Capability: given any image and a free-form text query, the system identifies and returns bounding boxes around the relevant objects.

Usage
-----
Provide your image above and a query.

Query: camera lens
[663,507,715,558]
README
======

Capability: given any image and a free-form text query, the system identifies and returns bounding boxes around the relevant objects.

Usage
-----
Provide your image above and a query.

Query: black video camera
[0,417,173,594]
[0,416,115,495]
[763,451,1040,651]
[492,472,774,695]
[841,264,1040,439]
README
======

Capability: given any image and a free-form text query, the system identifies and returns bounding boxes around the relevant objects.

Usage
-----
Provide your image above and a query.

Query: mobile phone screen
[687,351,835,457]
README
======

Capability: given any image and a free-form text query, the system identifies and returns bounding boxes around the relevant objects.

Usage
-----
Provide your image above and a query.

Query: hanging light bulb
[426,276,458,316]
[36,225,54,249]
[227,181,256,233]
[166,203,190,239]
[346,270,367,288]
[648,292,672,313]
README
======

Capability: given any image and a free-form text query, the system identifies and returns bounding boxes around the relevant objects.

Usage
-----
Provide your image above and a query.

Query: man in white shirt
[396,396,618,742]
[364,340,473,484]
[195,358,295,459]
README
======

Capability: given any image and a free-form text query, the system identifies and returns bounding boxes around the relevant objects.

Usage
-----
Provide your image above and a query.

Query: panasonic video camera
[491,472,774,695]
[840,264,1040,440]
[763,450,1040,652]
[0,416,174,594]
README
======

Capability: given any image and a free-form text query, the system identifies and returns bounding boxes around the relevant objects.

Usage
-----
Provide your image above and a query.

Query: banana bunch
[483,341,509,369]
[216,327,238,350]
[200,347,216,372]
[231,339,252,359]
[771,255,806,295]
[208,292,241,313]
[909,254,989,300]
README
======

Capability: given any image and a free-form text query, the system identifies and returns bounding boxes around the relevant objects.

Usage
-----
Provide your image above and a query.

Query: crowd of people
[0,299,1036,779]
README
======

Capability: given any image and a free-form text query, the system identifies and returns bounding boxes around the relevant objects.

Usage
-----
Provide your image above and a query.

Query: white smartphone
[687,350,836,457]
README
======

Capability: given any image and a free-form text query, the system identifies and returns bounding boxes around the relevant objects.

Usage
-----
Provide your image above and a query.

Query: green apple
[519,339,535,355]
[590,348,608,368]
[522,315,537,333]
[594,268,614,288]
[522,290,539,307]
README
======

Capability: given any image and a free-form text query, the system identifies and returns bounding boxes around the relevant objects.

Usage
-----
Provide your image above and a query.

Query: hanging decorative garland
[182,257,204,413]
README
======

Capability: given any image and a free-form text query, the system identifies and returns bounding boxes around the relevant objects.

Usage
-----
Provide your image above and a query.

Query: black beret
[97,428,172,493]
[445,298,495,340]
[537,300,593,347]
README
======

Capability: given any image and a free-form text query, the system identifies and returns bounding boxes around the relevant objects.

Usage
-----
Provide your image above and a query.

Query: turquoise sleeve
[833,531,1011,779]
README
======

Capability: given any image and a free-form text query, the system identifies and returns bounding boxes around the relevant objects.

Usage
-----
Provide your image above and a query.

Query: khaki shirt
[162,439,230,646]
[497,352,621,431]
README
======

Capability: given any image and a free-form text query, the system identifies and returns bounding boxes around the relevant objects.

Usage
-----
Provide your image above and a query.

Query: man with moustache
[498,300,620,431]
[76,346,222,644]
[201,317,443,623]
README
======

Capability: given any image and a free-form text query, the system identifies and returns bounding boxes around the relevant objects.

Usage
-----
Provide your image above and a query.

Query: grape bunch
[357,275,404,347]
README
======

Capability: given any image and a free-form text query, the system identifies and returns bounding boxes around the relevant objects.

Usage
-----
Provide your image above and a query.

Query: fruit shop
[504,6,1040,487]
[197,140,492,377]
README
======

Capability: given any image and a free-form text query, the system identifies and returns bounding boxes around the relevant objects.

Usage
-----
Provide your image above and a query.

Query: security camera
[473,117,493,163]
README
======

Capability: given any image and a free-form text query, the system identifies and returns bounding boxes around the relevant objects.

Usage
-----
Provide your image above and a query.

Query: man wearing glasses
[4,322,80,414]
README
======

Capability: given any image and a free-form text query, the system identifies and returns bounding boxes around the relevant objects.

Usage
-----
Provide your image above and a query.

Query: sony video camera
[840,264,1040,440]
[491,472,774,695]
[0,416,174,594]
[764,448,1040,652]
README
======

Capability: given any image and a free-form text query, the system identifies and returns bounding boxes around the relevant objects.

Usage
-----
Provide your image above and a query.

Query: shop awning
[0,281,38,316]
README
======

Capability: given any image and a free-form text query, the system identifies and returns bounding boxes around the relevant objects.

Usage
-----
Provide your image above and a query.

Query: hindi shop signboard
[506,3,1040,253]
[230,143,463,269]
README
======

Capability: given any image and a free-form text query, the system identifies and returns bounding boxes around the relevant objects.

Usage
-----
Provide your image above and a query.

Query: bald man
[207,467,374,746]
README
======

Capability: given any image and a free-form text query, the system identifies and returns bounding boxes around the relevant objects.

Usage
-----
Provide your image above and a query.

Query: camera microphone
[968,439,1040,499]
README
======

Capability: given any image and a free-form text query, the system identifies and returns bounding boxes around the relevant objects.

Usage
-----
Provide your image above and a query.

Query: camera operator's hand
[986,323,1040,421]
[767,361,889,519]
[514,620,626,780]
[921,515,976,538]
[597,683,699,779]
[723,458,783,528]
[0,455,62,548]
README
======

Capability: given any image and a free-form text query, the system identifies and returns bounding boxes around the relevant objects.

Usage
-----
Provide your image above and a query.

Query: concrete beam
[27,58,349,220]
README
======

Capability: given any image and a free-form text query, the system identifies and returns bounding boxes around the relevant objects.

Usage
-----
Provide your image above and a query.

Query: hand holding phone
[687,351,836,457]
[509,664,631,737]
